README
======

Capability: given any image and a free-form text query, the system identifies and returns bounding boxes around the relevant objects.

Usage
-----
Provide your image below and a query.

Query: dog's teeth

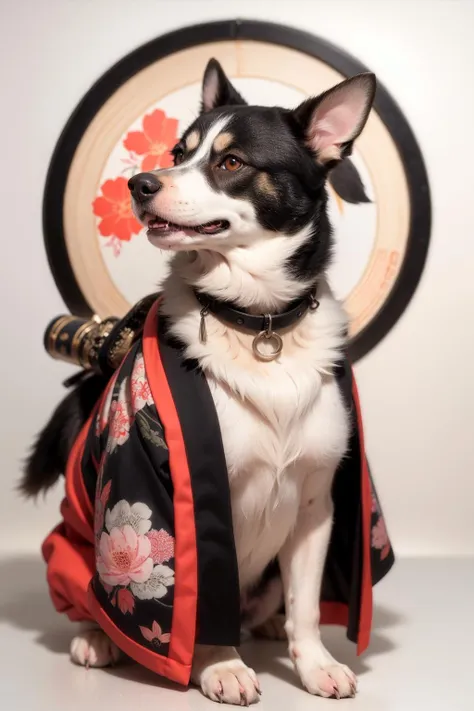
[149,219,169,230]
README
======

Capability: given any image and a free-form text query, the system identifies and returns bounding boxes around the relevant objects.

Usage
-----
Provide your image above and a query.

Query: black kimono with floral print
[43,300,394,686]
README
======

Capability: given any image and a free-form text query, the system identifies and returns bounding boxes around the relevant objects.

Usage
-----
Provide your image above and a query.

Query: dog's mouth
[146,214,230,237]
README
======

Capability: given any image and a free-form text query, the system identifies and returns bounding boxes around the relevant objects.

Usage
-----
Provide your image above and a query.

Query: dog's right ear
[201,58,247,113]
[291,73,376,165]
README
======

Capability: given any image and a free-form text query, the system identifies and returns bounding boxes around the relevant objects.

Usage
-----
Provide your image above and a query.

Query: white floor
[1,556,473,711]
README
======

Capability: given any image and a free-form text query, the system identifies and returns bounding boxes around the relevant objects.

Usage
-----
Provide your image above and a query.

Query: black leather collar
[193,288,319,334]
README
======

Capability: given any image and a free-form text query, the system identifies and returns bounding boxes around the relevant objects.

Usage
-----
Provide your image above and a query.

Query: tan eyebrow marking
[185,130,200,152]
[213,131,234,153]
[256,172,278,198]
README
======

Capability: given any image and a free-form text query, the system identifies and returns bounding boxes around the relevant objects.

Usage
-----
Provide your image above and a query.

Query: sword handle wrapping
[44,314,119,371]
[43,293,159,376]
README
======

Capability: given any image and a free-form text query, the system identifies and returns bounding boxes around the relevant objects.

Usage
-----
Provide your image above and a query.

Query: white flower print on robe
[105,500,152,535]
[131,564,175,600]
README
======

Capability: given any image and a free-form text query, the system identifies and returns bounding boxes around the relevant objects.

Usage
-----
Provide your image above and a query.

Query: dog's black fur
[21,60,374,499]
[174,65,373,290]
[175,106,335,284]
[20,372,107,497]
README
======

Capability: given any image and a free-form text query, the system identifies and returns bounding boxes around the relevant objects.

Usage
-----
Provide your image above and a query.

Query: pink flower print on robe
[97,525,153,586]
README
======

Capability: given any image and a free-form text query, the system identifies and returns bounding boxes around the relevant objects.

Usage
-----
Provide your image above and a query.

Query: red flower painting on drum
[93,177,142,242]
[123,109,179,172]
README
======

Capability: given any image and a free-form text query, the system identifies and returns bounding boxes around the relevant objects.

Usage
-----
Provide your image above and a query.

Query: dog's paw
[300,663,357,699]
[70,629,122,668]
[291,640,357,698]
[200,660,261,706]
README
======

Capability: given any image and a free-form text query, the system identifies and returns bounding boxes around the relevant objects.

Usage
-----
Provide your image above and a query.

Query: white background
[1,0,473,557]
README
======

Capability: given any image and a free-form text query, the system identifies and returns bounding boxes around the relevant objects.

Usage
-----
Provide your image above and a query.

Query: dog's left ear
[292,73,376,164]
[201,58,247,113]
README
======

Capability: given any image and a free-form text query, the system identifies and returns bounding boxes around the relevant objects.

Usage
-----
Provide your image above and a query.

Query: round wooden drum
[43,20,431,361]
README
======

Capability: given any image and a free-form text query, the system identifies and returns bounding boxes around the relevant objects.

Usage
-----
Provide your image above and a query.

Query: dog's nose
[128,172,162,203]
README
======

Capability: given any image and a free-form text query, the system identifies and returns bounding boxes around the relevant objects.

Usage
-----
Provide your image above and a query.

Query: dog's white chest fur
[164,277,350,591]
[208,357,348,589]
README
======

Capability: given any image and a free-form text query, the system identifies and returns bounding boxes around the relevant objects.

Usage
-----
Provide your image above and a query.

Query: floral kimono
[42,299,394,686]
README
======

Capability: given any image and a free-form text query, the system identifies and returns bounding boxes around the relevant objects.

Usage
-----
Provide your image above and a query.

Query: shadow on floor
[0,553,401,685]
[0,553,73,654]
[241,601,401,687]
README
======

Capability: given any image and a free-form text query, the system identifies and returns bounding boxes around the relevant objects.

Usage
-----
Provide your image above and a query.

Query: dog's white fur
[71,101,367,702]
[163,243,353,703]
[72,251,354,702]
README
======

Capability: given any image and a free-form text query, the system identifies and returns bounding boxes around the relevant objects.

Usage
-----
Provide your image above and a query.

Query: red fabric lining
[65,415,95,534]
[42,526,95,621]
[351,370,373,655]
[88,586,191,685]
[142,300,198,681]
[42,415,97,621]
[320,601,349,628]
[42,305,372,677]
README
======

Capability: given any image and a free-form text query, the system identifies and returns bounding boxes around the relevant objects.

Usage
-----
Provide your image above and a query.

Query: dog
[23,59,376,705]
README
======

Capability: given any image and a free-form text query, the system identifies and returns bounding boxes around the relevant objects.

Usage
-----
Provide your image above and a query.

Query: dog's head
[129,59,375,278]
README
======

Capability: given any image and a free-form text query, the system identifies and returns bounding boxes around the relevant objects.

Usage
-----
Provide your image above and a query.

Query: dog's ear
[201,58,247,113]
[292,73,376,164]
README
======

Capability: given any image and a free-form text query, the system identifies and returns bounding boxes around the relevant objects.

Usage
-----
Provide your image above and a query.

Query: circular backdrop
[43,20,431,361]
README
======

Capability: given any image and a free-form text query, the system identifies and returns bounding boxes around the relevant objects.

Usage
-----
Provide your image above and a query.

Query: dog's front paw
[199,660,261,706]
[291,640,357,699]
[192,646,261,705]
[70,629,122,668]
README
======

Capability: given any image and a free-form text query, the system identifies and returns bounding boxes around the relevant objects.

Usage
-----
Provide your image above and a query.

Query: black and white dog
[24,59,375,704]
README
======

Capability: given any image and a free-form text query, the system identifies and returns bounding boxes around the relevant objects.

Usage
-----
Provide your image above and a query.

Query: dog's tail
[19,371,108,498]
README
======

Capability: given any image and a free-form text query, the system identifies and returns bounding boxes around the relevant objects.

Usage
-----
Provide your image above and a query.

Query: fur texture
[20,372,107,497]
[25,59,376,705]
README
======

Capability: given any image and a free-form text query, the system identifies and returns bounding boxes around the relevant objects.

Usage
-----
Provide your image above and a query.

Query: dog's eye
[173,148,185,166]
[220,155,243,172]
